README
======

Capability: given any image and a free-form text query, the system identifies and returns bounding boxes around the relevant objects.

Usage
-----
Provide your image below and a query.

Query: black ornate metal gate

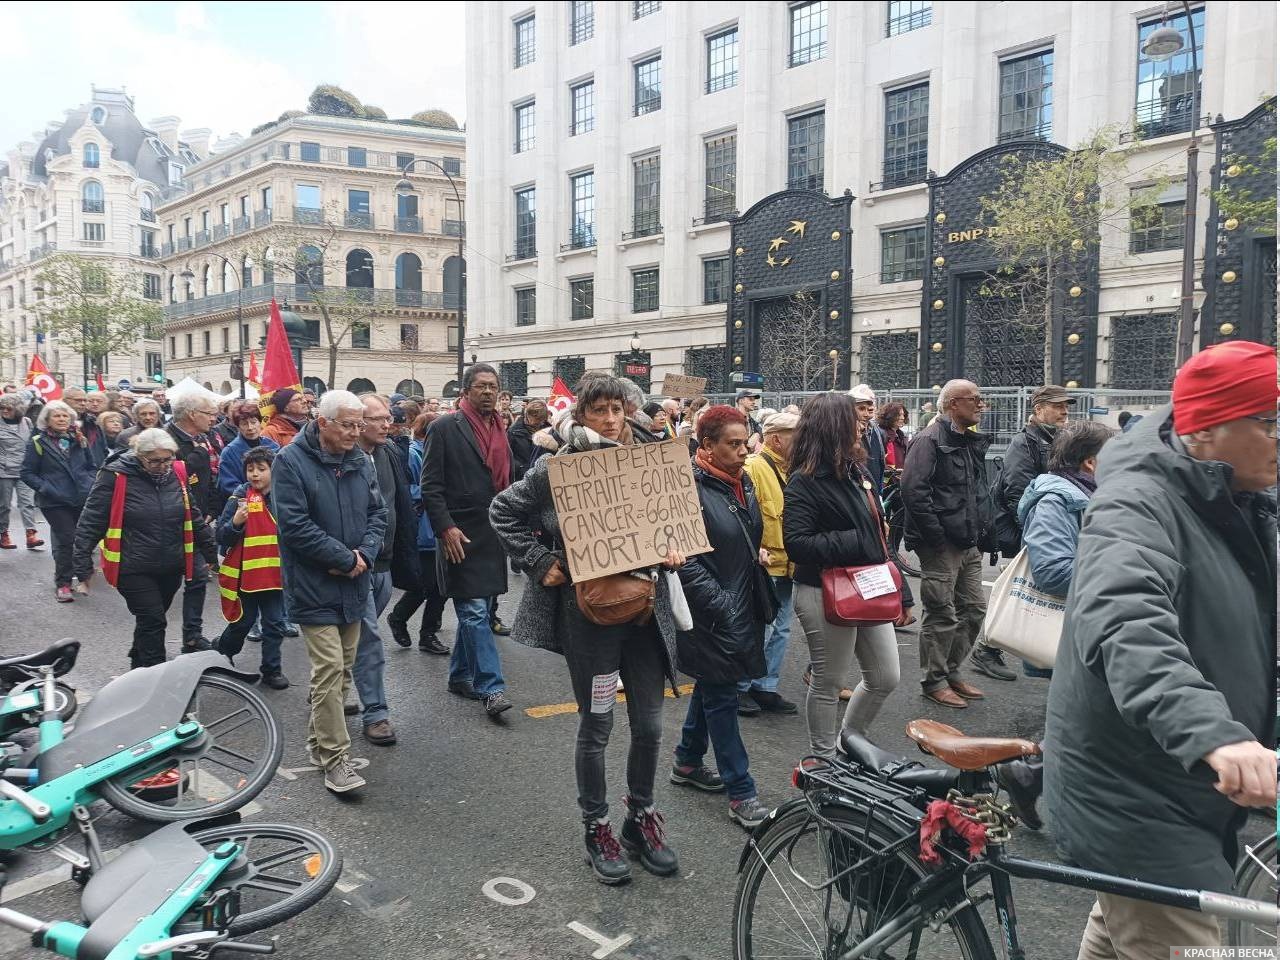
[958,276,1045,387]
[754,294,836,391]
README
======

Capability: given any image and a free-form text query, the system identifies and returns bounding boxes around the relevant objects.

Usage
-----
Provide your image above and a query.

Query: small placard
[659,374,708,399]
[853,564,897,599]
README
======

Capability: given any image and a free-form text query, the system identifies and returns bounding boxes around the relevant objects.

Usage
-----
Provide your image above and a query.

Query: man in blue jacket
[273,389,387,795]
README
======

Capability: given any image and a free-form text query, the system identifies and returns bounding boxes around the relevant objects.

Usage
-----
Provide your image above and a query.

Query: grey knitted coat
[0,416,31,478]
[489,436,681,689]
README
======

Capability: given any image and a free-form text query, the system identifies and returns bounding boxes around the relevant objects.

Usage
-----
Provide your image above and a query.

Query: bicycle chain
[944,789,1019,844]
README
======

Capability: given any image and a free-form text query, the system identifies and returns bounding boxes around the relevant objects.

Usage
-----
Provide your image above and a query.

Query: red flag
[247,350,260,389]
[257,299,301,417]
[24,355,62,401]
[95,372,106,393]
[547,376,575,416]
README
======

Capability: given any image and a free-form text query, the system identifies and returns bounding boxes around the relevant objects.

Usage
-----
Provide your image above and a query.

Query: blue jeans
[674,680,756,802]
[217,590,286,675]
[354,570,393,726]
[450,597,505,696]
[739,577,795,694]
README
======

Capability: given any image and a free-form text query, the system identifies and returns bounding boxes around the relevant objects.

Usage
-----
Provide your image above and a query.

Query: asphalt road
[0,517,1269,960]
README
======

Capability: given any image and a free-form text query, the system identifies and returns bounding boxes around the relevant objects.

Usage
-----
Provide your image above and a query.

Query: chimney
[149,116,180,153]
[181,127,213,160]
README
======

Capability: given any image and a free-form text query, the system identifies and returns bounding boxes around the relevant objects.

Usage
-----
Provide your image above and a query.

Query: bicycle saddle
[905,719,1040,770]
[0,639,80,679]
[839,729,958,795]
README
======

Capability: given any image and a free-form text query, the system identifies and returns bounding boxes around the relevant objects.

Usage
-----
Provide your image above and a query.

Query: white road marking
[567,921,634,959]
[335,866,372,894]
[481,877,536,906]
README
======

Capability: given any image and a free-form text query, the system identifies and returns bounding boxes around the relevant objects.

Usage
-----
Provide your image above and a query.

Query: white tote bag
[665,570,694,632]
[981,548,1065,670]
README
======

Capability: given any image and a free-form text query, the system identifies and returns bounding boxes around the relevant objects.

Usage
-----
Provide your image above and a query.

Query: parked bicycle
[732,719,1278,958]
[0,640,80,735]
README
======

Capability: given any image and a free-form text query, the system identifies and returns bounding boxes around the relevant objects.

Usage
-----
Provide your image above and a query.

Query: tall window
[787,111,825,191]
[294,183,321,222]
[300,141,321,162]
[82,181,104,213]
[83,222,105,242]
[400,324,419,350]
[142,274,162,300]
[514,186,537,258]
[1136,6,1204,138]
[221,328,230,353]
[203,331,211,355]
[261,186,272,211]
[704,133,737,220]
[348,146,367,168]
[83,143,100,168]
[703,257,729,303]
[219,202,229,224]
[1130,185,1185,253]
[998,50,1054,143]
[883,83,929,188]
[515,287,537,326]
[570,171,595,248]
[569,0,594,44]
[347,189,371,229]
[789,1,827,67]
[514,100,536,153]
[634,0,660,17]
[351,321,370,349]
[514,14,536,68]
[185,334,193,357]
[632,268,659,312]
[880,225,926,282]
[632,155,661,236]
[634,57,662,116]
[706,28,739,96]
[570,80,595,135]
[570,277,594,319]
[886,1,931,36]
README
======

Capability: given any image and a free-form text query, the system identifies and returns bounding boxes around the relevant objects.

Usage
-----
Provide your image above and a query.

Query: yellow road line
[524,683,694,718]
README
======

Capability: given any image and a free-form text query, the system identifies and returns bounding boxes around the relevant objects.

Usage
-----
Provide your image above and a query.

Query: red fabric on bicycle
[918,799,989,865]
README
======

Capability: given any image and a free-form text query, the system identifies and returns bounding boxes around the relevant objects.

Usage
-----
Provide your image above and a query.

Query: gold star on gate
[768,236,789,252]
[765,254,778,268]
[780,256,792,267]
[787,219,808,237]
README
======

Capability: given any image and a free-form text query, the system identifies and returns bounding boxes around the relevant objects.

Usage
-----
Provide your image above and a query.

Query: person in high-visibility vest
[215,446,288,689]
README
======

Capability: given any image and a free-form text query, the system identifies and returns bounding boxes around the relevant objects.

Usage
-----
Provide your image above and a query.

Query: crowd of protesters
[0,342,1274,956]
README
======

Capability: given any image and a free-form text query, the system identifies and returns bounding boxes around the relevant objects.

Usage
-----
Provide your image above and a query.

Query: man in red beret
[1045,340,1277,957]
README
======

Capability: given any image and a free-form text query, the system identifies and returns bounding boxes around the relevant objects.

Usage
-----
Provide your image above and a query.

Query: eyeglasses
[1244,415,1278,438]
[140,454,174,467]
[364,415,392,424]
[331,419,364,431]
[955,395,987,405]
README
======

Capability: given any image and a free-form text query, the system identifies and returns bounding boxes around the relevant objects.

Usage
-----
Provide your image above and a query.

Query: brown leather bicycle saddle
[905,719,1040,770]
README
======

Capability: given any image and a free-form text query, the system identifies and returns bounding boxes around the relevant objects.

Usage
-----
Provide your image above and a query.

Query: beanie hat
[272,388,299,413]
[1173,341,1278,434]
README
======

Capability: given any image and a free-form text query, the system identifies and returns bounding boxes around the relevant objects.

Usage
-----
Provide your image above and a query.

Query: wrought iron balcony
[344,211,374,229]
[692,205,737,226]
[232,215,250,233]
[395,216,422,233]
[787,174,824,192]
[82,199,105,214]
[506,247,537,262]
[28,243,56,262]
[139,244,160,259]
[877,153,928,191]
[193,230,211,248]
[625,214,662,240]
[162,282,447,320]
[161,241,175,257]
[561,228,596,251]
[442,219,465,237]
[396,289,424,307]
[213,224,230,241]
[294,207,325,225]
[140,209,156,222]
[253,209,273,228]
[177,237,192,251]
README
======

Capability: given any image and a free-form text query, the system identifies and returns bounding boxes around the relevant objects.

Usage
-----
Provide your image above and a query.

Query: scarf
[459,397,511,491]
[1058,468,1097,496]
[560,419,634,452]
[696,446,745,506]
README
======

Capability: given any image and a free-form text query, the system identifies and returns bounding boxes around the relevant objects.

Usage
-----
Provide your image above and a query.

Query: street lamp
[629,331,642,354]
[1141,2,1200,365]
[182,254,246,397]
[396,159,465,385]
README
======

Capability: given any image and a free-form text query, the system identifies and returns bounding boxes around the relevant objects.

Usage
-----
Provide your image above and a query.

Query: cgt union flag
[24,355,62,401]
[547,376,575,416]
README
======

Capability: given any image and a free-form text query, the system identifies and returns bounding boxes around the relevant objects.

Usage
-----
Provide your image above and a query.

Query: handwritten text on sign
[547,439,711,582]
[659,373,708,399]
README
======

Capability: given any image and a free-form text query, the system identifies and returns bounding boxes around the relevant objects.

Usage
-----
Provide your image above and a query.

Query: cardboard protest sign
[659,373,708,399]
[547,438,711,582]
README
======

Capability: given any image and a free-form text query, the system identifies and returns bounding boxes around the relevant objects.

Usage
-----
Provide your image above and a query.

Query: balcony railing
[787,174,825,192]
[396,289,424,307]
[395,216,422,233]
[877,153,928,191]
[344,211,374,229]
[193,230,211,248]
[692,206,737,227]
[0,260,12,275]
[561,228,596,251]
[82,199,105,214]
[253,209,273,228]
[506,247,536,262]
[442,219,465,237]
[139,245,160,259]
[161,242,175,257]
[28,243,56,262]
[140,209,156,222]
[294,207,325,225]
[625,214,662,240]
[162,283,449,320]
[177,237,192,251]
[232,215,250,233]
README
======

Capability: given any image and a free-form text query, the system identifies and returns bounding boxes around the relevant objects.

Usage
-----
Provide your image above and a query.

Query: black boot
[620,796,678,876]
[387,616,412,649]
[995,755,1043,830]
[584,819,631,885]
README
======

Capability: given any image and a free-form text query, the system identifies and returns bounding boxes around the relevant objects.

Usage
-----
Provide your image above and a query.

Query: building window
[219,202,229,225]
[706,27,739,94]
[348,147,367,168]
[570,277,594,320]
[789,1,827,67]
[634,0,660,17]
[569,0,594,44]
[400,324,419,350]
[998,50,1054,143]
[883,82,929,188]
[570,171,595,248]
[351,321,370,349]
[201,210,210,232]
[861,331,919,390]
[143,274,162,300]
[632,268,659,312]
[295,183,321,220]
[395,152,414,173]
[499,361,529,395]
[880,225,926,282]
[82,180,104,213]
[514,13,536,68]
[704,133,737,221]
[184,333,193,357]
[514,186,537,258]
[261,186,272,210]
[1136,6,1204,138]
[554,356,586,387]
[184,216,192,237]
[514,101,536,153]
[170,336,177,359]
[83,143,100,168]
[1130,194,1185,254]
[147,351,162,377]
[886,0,931,36]
[300,141,321,162]
[1109,313,1176,389]
[221,327,230,353]
[787,111,825,191]
[515,287,537,326]
[83,222,105,242]
[703,257,729,303]
[632,155,661,236]
[634,56,662,116]
[684,345,727,392]
[570,80,595,135]
[347,189,372,229]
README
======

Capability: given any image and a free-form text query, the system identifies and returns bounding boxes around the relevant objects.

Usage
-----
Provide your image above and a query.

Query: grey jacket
[0,417,31,478]
[1044,406,1275,893]
[1016,473,1090,597]
[489,439,679,688]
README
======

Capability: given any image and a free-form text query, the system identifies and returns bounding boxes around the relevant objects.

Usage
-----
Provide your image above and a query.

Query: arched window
[303,376,327,396]
[202,265,213,297]
[91,107,107,125]
[83,143,100,168]
[295,245,323,287]
[82,181,103,213]
[262,247,274,285]
[140,192,154,214]
[223,260,236,293]
[345,249,374,288]
[395,379,424,397]
[184,281,194,301]
[395,252,422,307]
[346,377,377,394]
[443,255,465,309]
[242,254,254,288]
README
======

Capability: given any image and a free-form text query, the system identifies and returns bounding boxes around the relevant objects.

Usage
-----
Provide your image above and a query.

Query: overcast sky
[2,1,467,149]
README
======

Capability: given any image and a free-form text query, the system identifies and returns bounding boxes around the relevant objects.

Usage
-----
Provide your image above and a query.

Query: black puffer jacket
[676,467,767,685]
[901,417,992,551]
[993,420,1053,553]
[166,422,216,518]
[72,450,217,582]
[507,418,539,482]
[784,465,890,587]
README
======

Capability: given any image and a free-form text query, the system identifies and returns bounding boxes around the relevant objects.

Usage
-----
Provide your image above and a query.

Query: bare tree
[759,292,833,391]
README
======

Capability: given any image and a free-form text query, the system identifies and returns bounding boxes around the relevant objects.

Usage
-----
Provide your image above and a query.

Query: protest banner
[659,373,708,399]
[547,438,711,582]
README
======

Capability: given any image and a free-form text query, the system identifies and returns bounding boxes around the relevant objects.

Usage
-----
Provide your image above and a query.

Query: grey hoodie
[0,416,32,478]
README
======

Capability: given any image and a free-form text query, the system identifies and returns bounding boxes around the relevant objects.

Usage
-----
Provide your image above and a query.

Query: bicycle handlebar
[1200,889,1280,925]
[0,906,45,934]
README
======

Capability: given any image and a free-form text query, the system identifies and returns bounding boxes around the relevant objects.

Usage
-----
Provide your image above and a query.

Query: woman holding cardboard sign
[491,373,685,888]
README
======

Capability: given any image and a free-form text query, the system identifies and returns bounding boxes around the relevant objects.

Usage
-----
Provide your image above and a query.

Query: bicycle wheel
[1228,833,1277,947]
[733,802,995,960]
[187,823,342,935]
[98,674,283,823]
[8,679,77,725]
